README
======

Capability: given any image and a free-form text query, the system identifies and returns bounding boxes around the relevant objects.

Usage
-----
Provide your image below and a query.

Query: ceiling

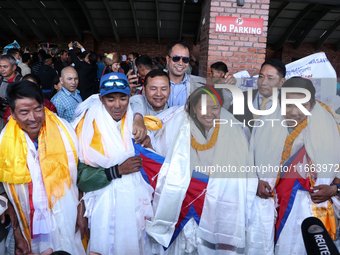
[268,0,340,51]
[0,0,340,51]
[0,0,203,44]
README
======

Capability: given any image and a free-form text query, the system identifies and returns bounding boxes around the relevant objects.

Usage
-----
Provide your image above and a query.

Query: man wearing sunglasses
[73,73,153,255]
[166,40,191,107]
[166,40,236,109]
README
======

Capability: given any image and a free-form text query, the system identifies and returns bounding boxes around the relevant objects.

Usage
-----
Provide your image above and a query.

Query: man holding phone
[68,41,98,100]
[128,55,154,95]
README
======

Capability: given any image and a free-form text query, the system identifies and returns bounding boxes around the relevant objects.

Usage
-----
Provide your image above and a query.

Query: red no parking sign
[215,16,264,35]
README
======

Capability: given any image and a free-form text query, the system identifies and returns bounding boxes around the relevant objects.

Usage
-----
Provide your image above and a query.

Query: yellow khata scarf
[0,107,77,209]
[312,101,340,240]
[144,115,162,130]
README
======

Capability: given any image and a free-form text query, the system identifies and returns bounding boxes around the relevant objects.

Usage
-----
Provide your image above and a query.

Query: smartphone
[128,60,135,75]
[73,42,77,48]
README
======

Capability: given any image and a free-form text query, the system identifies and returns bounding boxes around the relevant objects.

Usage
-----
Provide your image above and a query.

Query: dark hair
[22,53,31,63]
[185,86,224,138]
[87,51,97,65]
[32,52,40,63]
[43,54,52,62]
[60,50,68,56]
[279,76,316,105]
[50,74,61,98]
[144,69,170,87]
[129,52,139,60]
[22,73,41,86]
[154,56,160,63]
[52,74,60,86]
[0,55,16,66]
[261,59,286,78]
[136,55,153,70]
[167,39,190,56]
[210,61,228,74]
[50,251,71,255]
[7,48,20,57]
[7,80,44,111]
[38,49,46,59]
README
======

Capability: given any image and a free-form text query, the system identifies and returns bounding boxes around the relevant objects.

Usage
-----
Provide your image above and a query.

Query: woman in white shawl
[146,86,257,254]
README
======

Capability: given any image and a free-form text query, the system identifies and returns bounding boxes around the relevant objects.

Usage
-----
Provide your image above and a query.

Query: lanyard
[64,89,81,103]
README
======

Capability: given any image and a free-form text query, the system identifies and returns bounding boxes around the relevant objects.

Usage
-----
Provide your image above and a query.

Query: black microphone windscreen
[301,217,339,255]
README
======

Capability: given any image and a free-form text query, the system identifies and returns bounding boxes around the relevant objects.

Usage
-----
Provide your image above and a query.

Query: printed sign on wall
[215,16,264,35]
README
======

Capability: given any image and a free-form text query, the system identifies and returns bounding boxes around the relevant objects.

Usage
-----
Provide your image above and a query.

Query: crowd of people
[0,38,339,255]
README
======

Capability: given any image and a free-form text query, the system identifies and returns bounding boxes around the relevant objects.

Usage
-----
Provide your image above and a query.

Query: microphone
[301,217,339,255]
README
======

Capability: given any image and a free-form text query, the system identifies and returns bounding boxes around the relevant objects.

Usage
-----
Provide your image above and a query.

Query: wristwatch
[330,183,340,196]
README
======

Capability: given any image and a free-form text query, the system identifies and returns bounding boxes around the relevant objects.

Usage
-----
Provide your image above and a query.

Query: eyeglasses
[168,55,190,64]
[101,79,128,90]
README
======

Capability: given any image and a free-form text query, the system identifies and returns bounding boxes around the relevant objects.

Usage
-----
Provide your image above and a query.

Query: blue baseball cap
[100,72,131,97]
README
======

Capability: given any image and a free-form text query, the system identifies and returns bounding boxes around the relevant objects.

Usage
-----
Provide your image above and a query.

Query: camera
[73,42,77,48]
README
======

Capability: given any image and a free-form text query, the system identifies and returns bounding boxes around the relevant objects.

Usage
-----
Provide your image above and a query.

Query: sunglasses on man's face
[101,79,128,90]
[168,55,190,64]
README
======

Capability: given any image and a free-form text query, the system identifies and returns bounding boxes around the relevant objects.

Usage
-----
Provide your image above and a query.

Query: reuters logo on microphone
[308,224,324,234]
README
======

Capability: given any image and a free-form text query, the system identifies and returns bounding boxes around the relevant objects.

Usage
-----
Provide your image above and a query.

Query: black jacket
[69,49,98,100]
[37,65,58,99]
[54,59,69,75]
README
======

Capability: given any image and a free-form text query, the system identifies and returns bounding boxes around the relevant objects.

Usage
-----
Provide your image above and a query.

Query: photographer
[68,41,98,100]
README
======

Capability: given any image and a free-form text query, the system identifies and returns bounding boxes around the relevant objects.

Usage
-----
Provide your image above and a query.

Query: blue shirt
[97,61,105,79]
[51,87,82,122]
[168,73,188,107]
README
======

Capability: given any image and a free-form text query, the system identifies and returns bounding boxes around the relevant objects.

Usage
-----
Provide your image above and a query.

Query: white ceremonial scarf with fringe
[247,102,340,255]
[146,108,257,255]
[73,95,153,255]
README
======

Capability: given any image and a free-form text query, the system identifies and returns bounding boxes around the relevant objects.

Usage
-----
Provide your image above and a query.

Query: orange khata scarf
[0,107,77,209]
[143,115,162,131]
[276,102,340,240]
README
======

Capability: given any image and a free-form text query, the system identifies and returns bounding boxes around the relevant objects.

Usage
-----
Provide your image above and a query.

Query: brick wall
[198,0,212,77]
[13,35,200,63]
[199,0,270,77]
[93,37,196,59]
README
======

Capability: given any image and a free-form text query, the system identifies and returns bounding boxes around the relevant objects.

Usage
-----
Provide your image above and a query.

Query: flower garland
[275,101,340,190]
[191,124,220,151]
[274,118,308,189]
[280,101,340,165]
[280,118,308,166]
